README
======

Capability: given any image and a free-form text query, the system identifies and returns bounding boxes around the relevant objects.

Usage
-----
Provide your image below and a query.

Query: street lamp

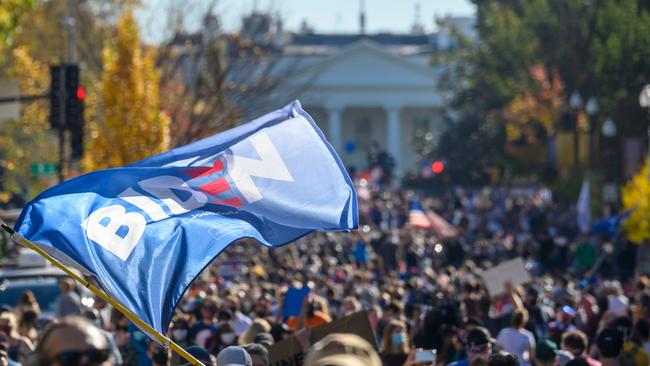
[640,84,650,180]
[601,117,618,187]
[585,96,599,172]
[570,91,583,110]
[601,117,618,203]
[602,117,616,138]
[570,91,583,171]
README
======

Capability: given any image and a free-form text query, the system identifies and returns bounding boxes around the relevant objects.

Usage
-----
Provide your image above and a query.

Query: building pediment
[287,40,438,89]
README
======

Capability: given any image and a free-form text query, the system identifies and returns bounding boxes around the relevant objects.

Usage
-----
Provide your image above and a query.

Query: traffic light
[49,65,63,129]
[432,161,445,174]
[69,100,84,159]
[50,64,85,159]
[64,65,83,131]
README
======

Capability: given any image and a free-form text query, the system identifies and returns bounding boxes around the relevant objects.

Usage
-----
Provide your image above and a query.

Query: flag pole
[0,224,203,366]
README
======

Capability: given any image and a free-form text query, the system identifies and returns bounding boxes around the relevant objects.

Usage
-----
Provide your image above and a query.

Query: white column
[327,106,343,154]
[386,106,402,180]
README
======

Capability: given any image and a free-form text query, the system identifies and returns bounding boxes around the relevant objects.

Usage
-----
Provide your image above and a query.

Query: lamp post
[640,85,650,181]
[585,96,599,173]
[570,91,583,172]
[601,117,617,203]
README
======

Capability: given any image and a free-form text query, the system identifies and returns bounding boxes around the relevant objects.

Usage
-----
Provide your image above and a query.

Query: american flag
[409,200,458,238]
[409,201,432,228]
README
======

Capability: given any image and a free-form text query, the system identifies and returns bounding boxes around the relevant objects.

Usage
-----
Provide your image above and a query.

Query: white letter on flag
[227,132,294,203]
[81,205,146,261]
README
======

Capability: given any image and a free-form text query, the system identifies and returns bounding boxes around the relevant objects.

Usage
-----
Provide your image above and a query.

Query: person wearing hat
[597,327,624,366]
[216,346,252,366]
[448,327,496,366]
[303,333,382,366]
[535,340,561,366]
[182,345,215,366]
[242,343,268,366]
[253,333,274,348]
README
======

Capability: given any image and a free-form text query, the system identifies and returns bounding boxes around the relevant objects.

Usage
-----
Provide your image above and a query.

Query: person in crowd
[535,340,559,366]
[182,345,215,366]
[0,335,21,366]
[216,346,252,366]
[253,333,274,348]
[169,315,191,348]
[496,309,535,366]
[287,295,331,330]
[304,333,383,366]
[146,342,168,366]
[565,358,591,366]
[597,327,624,366]
[206,321,237,355]
[0,313,32,364]
[380,320,410,366]
[448,327,495,366]
[631,319,650,358]
[13,292,39,320]
[29,316,114,366]
[561,331,600,366]
[238,318,272,345]
[242,343,269,366]
[609,317,649,366]
[189,299,219,348]
[487,353,519,366]
[54,279,82,318]
[16,311,37,344]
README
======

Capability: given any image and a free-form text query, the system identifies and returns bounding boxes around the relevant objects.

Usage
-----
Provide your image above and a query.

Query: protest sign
[480,257,531,295]
[217,259,243,279]
[282,287,310,318]
[268,310,377,366]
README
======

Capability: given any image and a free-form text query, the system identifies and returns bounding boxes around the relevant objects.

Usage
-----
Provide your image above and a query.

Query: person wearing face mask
[168,317,191,366]
[380,320,410,366]
[206,323,237,356]
[189,300,219,348]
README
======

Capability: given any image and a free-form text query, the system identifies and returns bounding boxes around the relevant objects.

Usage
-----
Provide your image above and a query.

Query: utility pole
[57,0,76,183]
[67,0,76,64]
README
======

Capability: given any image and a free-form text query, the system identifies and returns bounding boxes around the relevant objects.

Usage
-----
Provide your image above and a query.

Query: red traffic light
[431,161,445,174]
[76,86,86,100]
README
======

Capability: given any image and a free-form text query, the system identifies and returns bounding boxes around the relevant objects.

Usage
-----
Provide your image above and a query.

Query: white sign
[480,257,531,295]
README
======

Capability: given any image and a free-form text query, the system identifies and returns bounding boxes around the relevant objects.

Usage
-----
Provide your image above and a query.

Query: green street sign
[31,162,58,176]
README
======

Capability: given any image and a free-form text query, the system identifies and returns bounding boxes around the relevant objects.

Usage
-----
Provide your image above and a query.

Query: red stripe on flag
[185,160,224,179]
[213,197,244,207]
[199,178,231,195]
[409,211,432,228]
[184,167,211,178]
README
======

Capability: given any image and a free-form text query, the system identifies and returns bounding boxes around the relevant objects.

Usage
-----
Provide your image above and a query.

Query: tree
[621,161,649,244]
[0,47,56,203]
[0,0,35,63]
[84,10,170,170]
[158,11,305,146]
[433,0,650,185]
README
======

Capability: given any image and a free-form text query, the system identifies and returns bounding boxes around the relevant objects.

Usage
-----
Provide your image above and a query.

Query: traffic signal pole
[58,66,66,183]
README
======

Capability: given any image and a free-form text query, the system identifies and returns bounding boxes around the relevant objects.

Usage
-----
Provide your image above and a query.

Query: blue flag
[592,209,633,239]
[15,100,357,334]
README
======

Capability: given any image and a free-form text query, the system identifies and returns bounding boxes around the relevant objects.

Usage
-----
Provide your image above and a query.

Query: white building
[170,13,476,179]
[278,35,446,178]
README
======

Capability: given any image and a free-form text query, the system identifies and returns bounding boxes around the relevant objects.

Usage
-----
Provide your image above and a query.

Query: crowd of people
[0,181,644,366]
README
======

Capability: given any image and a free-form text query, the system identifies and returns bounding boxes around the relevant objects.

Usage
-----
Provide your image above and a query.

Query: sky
[137,0,475,43]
